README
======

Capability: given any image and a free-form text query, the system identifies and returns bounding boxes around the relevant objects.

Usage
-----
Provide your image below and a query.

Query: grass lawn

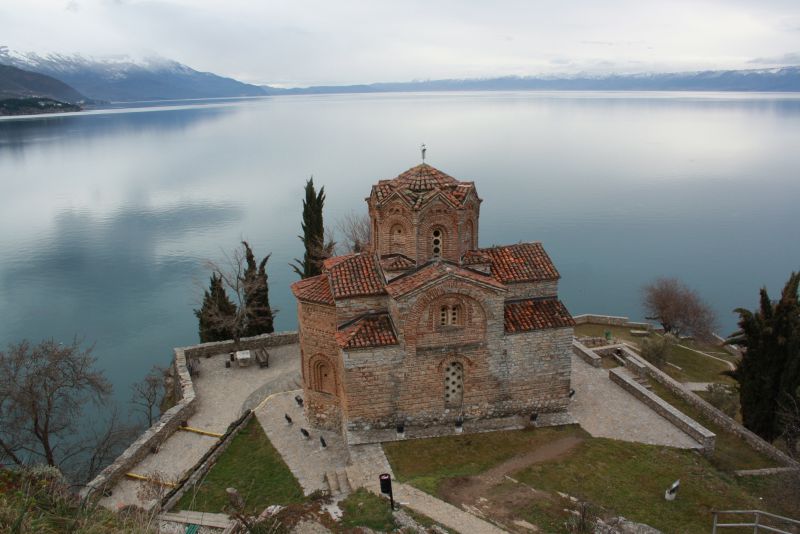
[175,416,305,513]
[385,425,790,533]
[647,381,776,472]
[383,425,586,495]
[515,438,763,533]
[339,488,397,531]
[662,342,734,384]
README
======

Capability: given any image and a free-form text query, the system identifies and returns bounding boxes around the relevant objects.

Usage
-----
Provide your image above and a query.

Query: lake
[1,91,799,407]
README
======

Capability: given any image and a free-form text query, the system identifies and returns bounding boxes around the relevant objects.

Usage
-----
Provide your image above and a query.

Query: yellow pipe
[178,425,223,438]
[125,472,177,487]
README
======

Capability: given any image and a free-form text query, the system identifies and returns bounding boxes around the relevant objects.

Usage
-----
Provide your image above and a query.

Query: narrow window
[440,305,448,326]
[444,361,464,408]
[432,229,442,257]
[451,305,459,325]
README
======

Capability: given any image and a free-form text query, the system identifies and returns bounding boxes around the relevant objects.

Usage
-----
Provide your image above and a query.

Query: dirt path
[440,435,584,510]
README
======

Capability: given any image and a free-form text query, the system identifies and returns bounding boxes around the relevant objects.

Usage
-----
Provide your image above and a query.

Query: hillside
[0,64,85,102]
[0,48,266,102]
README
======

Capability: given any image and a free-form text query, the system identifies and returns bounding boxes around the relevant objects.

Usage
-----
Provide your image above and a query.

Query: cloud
[748,52,800,65]
[1,0,800,84]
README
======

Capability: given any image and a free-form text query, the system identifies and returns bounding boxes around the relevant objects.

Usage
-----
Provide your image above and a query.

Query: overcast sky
[2,0,800,86]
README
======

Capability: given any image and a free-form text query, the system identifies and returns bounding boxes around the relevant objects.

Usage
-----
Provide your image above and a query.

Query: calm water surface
[1,91,799,406]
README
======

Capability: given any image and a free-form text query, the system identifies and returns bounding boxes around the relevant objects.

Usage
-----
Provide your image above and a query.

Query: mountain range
[0,47,264,102]
[2,46,800,105]
[264,67,800,94]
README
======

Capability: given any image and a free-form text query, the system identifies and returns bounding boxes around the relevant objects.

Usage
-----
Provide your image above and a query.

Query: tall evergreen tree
[728,272,800,441]
[194,272,237,342]
[241,241,275,336]
[291,177,329,279]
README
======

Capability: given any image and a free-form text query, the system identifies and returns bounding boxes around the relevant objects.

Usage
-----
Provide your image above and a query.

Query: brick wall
[297,301,343,430]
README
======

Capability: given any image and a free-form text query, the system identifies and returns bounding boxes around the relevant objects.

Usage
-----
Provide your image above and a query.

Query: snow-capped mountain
[262,66,800,95]
[0,47,266,102]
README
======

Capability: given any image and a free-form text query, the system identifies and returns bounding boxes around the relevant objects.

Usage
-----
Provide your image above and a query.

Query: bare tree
[0,338,127,481]
[642,277,717,340]
[130,365,165,427]
[336,211,371,254]
[202,241,277,345]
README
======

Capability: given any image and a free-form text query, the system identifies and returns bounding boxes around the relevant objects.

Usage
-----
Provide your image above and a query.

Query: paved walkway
[570,354,700,449]
[256,392,509,533]
[100,343,301,510]
[255,390,350,495]
[394,483,508,534]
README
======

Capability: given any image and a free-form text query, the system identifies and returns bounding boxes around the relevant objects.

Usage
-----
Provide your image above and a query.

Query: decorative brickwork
[292,162,574,444]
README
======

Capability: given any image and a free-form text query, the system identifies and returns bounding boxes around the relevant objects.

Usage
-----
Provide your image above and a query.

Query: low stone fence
[609,368,716,453]
[624,349,799,469]
[572,339,602,367]
[81,331,298,501]
[572,314,654,331]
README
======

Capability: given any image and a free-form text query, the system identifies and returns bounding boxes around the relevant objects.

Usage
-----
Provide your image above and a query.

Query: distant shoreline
[2,89,800,121]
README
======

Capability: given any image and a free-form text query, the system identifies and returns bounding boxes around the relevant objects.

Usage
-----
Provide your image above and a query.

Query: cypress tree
[241,241,275,337]
[194,272,237,342]
[291,177,327,279]
[728,272,800,441]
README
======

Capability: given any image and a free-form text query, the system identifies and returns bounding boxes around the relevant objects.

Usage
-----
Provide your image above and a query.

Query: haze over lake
[1,91,799,405]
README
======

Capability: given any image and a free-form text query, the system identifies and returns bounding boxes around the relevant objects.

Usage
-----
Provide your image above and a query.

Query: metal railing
[712,510,800,534]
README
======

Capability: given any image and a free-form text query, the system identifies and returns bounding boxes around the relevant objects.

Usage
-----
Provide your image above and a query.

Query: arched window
[444,361,464,408]
[432,228,443,257]
[390,223,406,249]
[311,357,336,395]
[439,304,462,326]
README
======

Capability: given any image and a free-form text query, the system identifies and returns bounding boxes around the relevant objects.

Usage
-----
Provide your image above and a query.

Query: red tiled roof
[371,164,478,209]
[386,261,505,298]
[380,254,416,271]
[336,313,398,350]
[504,298,575,333]
[393,164,459,191]
[481,243,560,284]
[326,253,386,299]
[290,274,334,306]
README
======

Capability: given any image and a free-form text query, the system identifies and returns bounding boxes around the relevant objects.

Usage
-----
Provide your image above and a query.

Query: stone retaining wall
[609,367,716,453]
[572,339,602,367]
[625,349,799,468]
[81,331,298,500]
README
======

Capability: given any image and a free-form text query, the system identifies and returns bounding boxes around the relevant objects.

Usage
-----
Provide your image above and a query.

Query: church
[291,162,575,445]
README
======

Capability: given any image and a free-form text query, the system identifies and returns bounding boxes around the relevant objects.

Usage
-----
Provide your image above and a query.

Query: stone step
[345,465,363,490]
[336,468,352,494]
[324,470,340,494]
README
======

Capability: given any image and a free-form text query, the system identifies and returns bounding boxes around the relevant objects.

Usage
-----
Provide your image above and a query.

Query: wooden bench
[254,348,269,368]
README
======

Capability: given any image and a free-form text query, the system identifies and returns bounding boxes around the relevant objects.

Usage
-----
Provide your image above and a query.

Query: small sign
[379,473,392,495]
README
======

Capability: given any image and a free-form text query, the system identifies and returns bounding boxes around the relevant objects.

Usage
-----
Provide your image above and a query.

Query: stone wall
[572,314,654,331]
[340,274,573,440]
[572,339,602,367]
[609,368,716,453]
[81,330,299,500]
[626,350,800,468]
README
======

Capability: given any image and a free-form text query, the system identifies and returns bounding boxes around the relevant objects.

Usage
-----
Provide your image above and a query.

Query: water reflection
[0,91,798,408]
